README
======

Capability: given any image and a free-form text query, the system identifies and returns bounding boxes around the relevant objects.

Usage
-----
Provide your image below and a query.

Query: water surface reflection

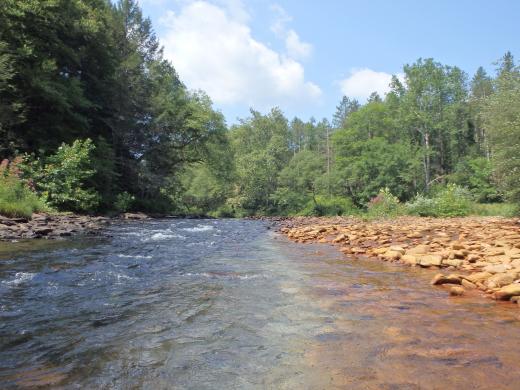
[0,219,519,389]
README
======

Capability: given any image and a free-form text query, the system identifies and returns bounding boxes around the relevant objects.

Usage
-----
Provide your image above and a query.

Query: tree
[332,96,360,129]
[483,53,520,204]
[470,67,494,157]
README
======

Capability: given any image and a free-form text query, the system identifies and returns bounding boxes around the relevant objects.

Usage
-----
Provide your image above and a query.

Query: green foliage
[404,194,436,217]
[483,53,520,206]
[0,0,516,218]
[300,196,357,217]
[115,192,135,213]
[406,184,472,217]
[28,139,100,213]
[451,157,501,202]
[333,135,418,205]
[470,203,518,217]
[0,159,47,218]
[366,188,403,219]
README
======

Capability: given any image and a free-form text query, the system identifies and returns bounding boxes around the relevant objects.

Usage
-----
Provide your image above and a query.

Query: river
[1,219,520,389]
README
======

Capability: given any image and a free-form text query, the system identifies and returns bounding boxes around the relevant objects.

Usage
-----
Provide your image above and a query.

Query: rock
[494,283,520,300]
[406,244,430,255]
[467,254,480,263]
[431,273,462,285]
[0,216,15,226]
[383,250,402,260]
[461,279,477,289]
[487,248,506,256]
[463,271,492,283]
[389,246,406,255]
[332,234,346,243]
[373,247,389,255]
[123,212,149,220]
[452,250,466,259]
[417,254,443,267]
[33,227,53,236]
[443,259,464,267]
[486,273,515,289]
[452,242,467,250]
[449,286,465,296]
[401,254,418,265]
[483,264,510,274]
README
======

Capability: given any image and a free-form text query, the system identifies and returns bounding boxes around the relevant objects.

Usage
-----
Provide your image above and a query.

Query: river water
[1,219,520,389]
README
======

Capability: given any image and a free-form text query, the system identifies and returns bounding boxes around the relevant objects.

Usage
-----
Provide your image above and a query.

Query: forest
[1,0,520,218]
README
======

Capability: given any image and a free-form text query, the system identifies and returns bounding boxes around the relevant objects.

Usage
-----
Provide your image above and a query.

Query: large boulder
[486,273,516,289]
[417,254,443,267]
[431,273,462,285]
[406,244,430,255]
[494,283,520,300]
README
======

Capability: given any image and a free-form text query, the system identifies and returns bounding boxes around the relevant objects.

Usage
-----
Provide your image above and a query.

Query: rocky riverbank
[276,216,520,304]
[0,213,110,240]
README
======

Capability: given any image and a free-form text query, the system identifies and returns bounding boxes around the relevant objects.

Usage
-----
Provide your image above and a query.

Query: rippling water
[1,219,520,389]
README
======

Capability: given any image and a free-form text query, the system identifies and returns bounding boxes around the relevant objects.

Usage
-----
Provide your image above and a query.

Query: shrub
[115,192,135,213]
[366,188,403,218]
[432,184,472,217]
[0,158,48,218]
[405,193,436,216]
[406,184,472,217]
[25,139,100,213]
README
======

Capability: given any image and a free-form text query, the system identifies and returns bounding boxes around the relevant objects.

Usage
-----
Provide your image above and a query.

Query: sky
[139,0,520,124]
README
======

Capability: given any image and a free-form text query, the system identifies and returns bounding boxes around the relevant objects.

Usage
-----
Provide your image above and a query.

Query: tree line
[1,0,519,217]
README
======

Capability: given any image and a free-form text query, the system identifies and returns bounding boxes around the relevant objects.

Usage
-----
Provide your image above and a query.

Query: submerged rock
[431,274,462,285]
[449,286,465,296]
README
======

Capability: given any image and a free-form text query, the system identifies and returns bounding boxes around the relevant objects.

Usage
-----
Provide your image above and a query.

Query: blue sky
[139,0,520,124]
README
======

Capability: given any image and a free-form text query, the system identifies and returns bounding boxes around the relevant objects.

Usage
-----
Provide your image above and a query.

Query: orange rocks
[278,216,520,305]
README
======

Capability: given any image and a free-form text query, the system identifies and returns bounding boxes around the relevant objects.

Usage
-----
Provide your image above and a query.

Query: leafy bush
[406,184,472,217]
[115,192,135,213]
[0,158,48,218]
[405,193,436,216]
[451,157,502,202]
[434,184,472,217]
[24,139,100,213]
[300,196,357,216]
[366,188,403,218]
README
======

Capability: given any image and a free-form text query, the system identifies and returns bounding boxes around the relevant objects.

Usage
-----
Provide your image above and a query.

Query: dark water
[1,219,520,389]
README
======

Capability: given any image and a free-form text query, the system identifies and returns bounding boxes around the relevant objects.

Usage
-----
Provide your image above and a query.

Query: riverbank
[0,212,219,241]
[0,213,110,240]
[276,216,520,304]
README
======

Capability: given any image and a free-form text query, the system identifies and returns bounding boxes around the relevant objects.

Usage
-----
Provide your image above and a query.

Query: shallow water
[1,219,519,389]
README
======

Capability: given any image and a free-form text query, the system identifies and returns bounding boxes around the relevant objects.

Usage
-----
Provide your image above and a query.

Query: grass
[0,177,48,218]
[470,203,518,217]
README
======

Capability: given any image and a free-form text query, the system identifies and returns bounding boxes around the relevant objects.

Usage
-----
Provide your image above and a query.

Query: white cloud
[270,4,312,60]
[160,1,320,108]
[285,30,312,60]
[339,68,404,101]
[270,3,292,36]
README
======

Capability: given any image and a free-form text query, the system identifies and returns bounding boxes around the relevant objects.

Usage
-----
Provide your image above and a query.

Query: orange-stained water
[276,244,520,389]
[1,219,519,389]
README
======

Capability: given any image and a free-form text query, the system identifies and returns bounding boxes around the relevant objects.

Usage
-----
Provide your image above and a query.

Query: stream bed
[1,219,520,389]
